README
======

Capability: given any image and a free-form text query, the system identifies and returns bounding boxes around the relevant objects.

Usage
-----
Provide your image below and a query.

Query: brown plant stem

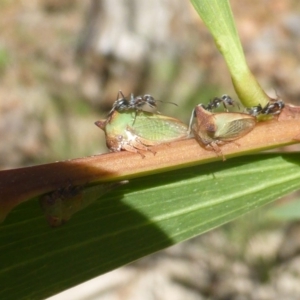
[0,105,300,222]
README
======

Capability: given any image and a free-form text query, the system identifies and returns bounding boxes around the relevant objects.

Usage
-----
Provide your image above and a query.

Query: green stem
[0,106,299,223]
[190,0,270,107]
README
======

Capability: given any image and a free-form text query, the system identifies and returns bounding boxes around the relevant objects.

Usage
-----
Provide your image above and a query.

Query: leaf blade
[1,153,300,299]
[190,0,269,107]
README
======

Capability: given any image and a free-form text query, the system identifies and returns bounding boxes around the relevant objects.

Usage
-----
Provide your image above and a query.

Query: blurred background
[1,0,300,299]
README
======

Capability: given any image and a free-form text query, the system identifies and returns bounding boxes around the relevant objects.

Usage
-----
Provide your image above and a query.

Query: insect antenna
[155,99,178,107]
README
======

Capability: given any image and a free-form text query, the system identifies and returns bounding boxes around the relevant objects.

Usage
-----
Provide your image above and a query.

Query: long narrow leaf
[1,153,300,299]
[190,0,269,107]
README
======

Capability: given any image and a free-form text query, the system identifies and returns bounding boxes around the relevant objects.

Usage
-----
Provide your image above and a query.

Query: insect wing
[130,112,189,143]
[96,110,188,153]
[104,111,135,136]
[214,113,256,141]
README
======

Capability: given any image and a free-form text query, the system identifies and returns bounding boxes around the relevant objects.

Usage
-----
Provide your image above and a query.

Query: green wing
[131,112,189,142]
[215,117,256,141]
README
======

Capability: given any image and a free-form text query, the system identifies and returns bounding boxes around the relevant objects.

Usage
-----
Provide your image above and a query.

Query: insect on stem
[96,109,189,157]
[247,98,285,118]
[109,91,178,117]
[190,101,256,160]
[203,94,239,112]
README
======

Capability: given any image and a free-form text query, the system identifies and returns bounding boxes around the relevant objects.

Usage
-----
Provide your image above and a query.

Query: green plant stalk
[0,105,300,223]
[190,0,270,107]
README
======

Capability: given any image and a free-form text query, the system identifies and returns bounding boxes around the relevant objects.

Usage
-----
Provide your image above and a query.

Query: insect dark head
[261,99,285,115]
[203,94,237,112]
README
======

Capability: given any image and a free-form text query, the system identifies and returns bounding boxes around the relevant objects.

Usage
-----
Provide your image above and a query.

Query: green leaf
[190,0,269,107]
[1,153,300,299]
